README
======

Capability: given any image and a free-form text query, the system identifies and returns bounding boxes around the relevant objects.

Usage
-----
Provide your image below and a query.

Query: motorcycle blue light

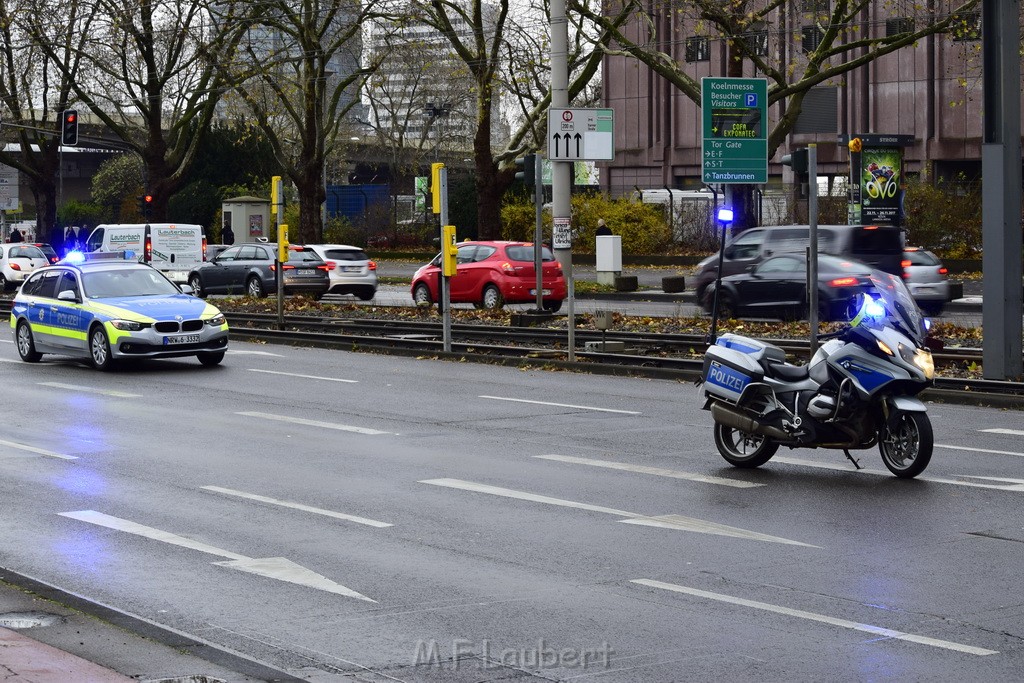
[924,318,932,331]
[863,297,886,318]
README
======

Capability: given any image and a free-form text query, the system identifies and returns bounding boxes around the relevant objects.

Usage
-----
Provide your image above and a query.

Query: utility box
[596,234,622,286]
[221,196,271,243]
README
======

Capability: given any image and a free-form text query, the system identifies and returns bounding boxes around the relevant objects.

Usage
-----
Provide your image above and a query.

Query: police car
[10,253,229,370]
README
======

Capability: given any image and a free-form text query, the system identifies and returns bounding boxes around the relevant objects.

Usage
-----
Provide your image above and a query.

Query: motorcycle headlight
[205,314,226,327]
[899,343,934,380]
[109,319,147,331]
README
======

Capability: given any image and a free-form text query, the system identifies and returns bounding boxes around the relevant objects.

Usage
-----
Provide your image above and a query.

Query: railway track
[1,302,1020,404]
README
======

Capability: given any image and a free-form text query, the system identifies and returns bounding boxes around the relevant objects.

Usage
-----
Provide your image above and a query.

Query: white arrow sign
[60,510,375,602]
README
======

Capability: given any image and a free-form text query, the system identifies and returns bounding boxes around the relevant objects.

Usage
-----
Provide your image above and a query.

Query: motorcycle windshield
[854,270,929,343]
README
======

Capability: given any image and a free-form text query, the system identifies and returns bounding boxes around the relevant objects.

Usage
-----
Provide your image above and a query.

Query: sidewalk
[0,570,298,682]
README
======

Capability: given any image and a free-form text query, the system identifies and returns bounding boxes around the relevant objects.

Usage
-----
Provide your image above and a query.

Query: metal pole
[550,0,573,359]
[807,144,819,357]
[534,154,544,311]
[439,167,451,352]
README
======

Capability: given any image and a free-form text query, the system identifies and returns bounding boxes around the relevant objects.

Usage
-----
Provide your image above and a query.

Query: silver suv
[307,244,377,300]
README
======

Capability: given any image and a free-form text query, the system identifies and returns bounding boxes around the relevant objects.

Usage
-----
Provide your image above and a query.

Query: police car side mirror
[57,290,78,302]
[180,284,195,295]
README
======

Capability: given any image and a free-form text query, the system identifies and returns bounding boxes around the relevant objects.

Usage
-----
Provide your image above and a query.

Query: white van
[86,223,206,284]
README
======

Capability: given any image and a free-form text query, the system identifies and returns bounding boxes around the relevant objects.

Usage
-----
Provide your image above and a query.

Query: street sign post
[548,108,614,161]
[701,77,768,184]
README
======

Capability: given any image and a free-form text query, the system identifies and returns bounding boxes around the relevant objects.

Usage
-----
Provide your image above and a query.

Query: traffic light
[514,153,536,188]
[781,147,808,174]
[61,110,79,146]
[139,194,153,219]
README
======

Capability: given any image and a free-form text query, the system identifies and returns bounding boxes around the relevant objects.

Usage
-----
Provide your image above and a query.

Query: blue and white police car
[10,253,229,370]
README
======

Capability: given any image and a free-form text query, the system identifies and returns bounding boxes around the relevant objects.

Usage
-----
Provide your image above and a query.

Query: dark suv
[693,224,905,302]
[187,243,329,299]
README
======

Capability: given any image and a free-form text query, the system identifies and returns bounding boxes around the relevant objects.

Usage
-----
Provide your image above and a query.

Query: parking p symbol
[745,93,758,107]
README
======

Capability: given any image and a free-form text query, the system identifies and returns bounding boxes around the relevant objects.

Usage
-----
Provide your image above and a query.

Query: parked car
[11,257,228,370]
[0,243,51,290]
[187,243,330,299]
[702,253,878,322]
[693,224,905,301]
[411,241,566,311]
[902,247,950,316]
[33,243,60,264]
[306,244,377,300]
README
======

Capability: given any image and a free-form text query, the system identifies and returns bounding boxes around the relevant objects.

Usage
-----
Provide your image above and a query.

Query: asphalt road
[1,340,1023,681]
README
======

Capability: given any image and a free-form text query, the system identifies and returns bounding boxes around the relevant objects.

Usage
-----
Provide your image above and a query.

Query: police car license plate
[164,334,201,345]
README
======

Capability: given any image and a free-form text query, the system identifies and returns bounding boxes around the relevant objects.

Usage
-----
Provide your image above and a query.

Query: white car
[306,244,377,300]
[0,243,51,290]
[902,247,950,316]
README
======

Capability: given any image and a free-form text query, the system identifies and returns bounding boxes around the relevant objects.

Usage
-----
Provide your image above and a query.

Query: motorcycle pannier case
[702,345,765,404]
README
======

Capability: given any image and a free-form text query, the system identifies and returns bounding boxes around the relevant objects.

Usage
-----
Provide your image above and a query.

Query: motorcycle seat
[766,361,810,381]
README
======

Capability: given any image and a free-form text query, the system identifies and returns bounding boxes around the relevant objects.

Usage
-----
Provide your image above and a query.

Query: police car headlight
[205,314,226,327]
[110,319,147,331]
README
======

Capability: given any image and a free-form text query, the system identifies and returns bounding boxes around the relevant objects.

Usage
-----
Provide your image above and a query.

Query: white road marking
[773,456,1024,492]
[201,486,392,527]
[631,579,997,656]
[980,428,1024,436]
[0,438,77,460]
[227,349,284,356]
[534,454,763,488]
[479,395,641,415]
[237,411,391,435]
[248,369,357,383]
[59,510,375,601]
[38,382,142,398]
[420,478,812,545]
[938,443,1024,457]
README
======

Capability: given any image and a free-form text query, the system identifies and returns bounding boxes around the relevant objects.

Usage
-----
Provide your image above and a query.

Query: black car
[702,253,877,322]
[187,243,330,299]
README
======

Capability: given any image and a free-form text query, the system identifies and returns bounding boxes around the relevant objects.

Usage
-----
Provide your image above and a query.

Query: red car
[411,241,567,311]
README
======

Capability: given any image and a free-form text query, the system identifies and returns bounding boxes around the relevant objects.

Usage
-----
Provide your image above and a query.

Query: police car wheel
[89,326,115,371]
[197,351,225,367]
[16,321,41,363]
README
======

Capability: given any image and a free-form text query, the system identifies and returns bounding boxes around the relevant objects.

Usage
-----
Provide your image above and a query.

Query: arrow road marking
[480,395,640,415]
[420,479,812,546]
[201,486,392,527]
[59,510,375,602]
[0,438,76,460]
[534,454,763,488]
[631,579,997,656]
[237,411,392,435]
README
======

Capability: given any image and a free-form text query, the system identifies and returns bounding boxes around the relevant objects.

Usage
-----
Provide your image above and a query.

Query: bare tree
[28,0,253,222]
[0,0,92,243]
[228,0,393,243]
[572,0,982,230]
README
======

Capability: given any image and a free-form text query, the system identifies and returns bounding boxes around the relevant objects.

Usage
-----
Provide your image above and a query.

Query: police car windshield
[82,268,180,299]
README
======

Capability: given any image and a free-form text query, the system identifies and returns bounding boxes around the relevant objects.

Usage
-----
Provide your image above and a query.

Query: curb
[0,568,304,683]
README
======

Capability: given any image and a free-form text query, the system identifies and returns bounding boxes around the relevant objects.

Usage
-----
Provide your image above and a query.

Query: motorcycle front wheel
[878,411,933,478]
[714,423,779,468]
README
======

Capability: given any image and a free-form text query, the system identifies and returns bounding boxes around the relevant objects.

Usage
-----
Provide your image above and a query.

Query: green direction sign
[701,77,768,184]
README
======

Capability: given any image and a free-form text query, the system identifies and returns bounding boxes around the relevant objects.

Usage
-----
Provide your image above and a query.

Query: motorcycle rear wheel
[714,423,779,468]
[878,411,933,478]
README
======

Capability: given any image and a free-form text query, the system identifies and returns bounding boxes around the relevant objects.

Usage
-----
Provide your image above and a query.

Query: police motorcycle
[699,270,936,478]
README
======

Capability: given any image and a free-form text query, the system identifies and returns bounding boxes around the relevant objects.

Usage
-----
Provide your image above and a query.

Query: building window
[801,26,824,54]
[685,36,709,62]
[950,12,981,41]
[743,24,769,57]
[802,0,829,13]
[886,17,914,37]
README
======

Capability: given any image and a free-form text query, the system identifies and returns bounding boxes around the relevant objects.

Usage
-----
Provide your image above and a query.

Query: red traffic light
[65,112,77,123]
[144,195,152,203]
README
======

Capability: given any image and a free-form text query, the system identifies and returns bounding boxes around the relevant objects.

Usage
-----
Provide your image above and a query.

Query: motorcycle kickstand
[843,449,863,470]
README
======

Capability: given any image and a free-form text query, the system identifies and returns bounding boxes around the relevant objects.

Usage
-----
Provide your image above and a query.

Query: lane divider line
[630,579,997,656]
[201,486,392,527]
[773,456,1024,492]
[38,382,141,398]
[236,411,392,435]
[0,438,77,460]
[247,369,357,383]
[479,395,641,415]
[534,454,763,488]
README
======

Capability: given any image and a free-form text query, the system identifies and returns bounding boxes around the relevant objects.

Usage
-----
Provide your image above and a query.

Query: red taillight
[938,267,948,275]
[317,264,331,272]
[829,277,858,287]
[367,260,377,271]
[202,236,208,261]
[863,225,878,230]
[51,257,59,263]
[9,263,20,271]
[269,264,296,272]
[902,271,910,279]
[324,260,337,270]
[901,259,911,268]
[500,261,515,274]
